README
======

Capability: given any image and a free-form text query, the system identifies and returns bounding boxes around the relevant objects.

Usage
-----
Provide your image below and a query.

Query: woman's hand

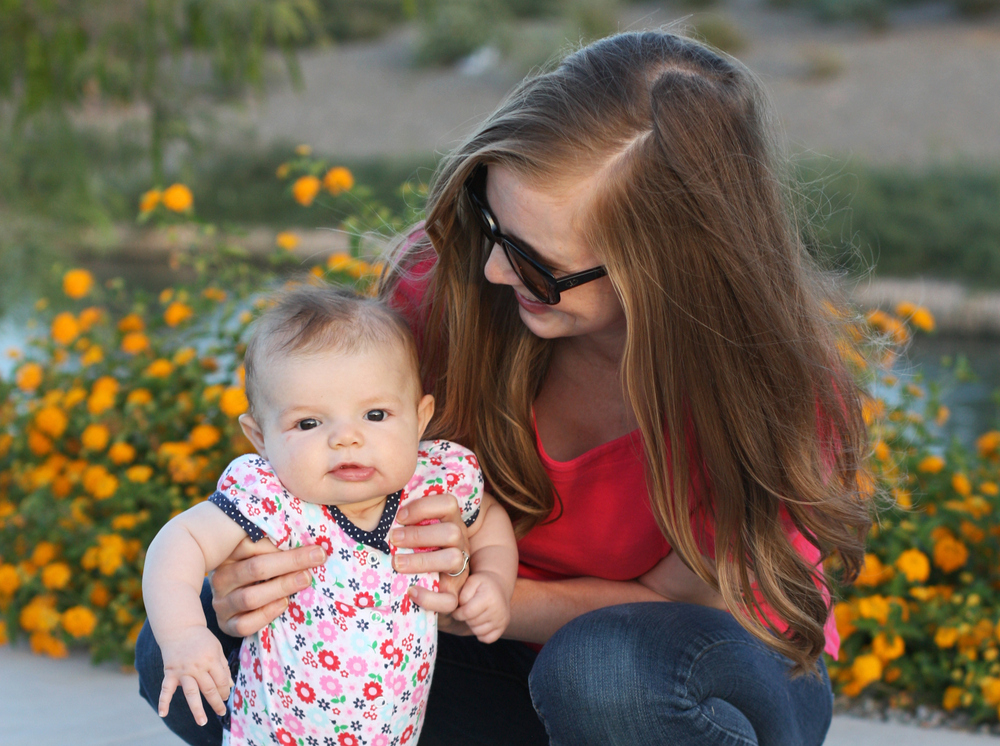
[638,550,727,610]
[210,536,326,638]
[390,492,472,626]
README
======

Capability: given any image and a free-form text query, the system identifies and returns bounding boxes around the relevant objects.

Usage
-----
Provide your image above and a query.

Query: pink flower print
[384,669,406,696]
[266,480,282,494]
[285,715,305,736]
[239,644,252,669]
[241,472,256,487]
[267,660,285,686]
[318,620,338,642]
[454,483,473,498]
[230,718,244,739]
[297,586,315,607]
[412,683,426,706]
[406,473,426,492]
[372,736,389,746]
[345,656,368,677]
[360,568,380,589]
[319,675,342,697]
[391,574,408,596]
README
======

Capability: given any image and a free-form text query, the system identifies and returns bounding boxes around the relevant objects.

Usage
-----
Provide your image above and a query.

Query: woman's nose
[483,242,517,286]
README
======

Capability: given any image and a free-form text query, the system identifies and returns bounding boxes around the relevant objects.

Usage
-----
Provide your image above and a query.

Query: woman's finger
[393,545,467,576]
[390,521,464,554]
[211,544,324,598]
[394,493,462,526]
[216,593,297,639]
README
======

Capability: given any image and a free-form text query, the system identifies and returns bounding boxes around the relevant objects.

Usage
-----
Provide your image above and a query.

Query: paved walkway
[3,643,997,746]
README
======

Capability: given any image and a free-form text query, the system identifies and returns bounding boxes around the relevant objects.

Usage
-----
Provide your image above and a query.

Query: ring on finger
[447,549,470,577]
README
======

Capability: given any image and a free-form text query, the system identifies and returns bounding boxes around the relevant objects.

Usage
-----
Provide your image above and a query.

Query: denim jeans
[136,585,832,746]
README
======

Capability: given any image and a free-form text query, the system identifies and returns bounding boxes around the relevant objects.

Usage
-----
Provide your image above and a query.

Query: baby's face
[240,343,433,512]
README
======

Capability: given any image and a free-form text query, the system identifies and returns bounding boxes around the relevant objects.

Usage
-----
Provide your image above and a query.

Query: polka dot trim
[463,507,480,528]
[329,490,401,553]
[209,491,265,542]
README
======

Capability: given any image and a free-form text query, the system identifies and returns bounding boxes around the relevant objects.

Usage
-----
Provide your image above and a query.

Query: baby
[142,285,518,746]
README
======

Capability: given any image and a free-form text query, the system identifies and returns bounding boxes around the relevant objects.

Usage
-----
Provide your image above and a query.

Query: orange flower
[121,332,150,355]
[126,465,153,483]
[87,377,119,415]
[275,163,290,179]
[28,429,53,455]
[108,442,136,464]
[89,583,111,607]
[871,632,905,662]
[61,605,97,638]
[917,455,946,474]
[139,188,161,213]
[81,345,104,366]
[162,183,194,212]
[51,312,80,345]
[872,440,890,462]
[33,542,61,566]
[833,602,856,639]
[220,386,248,417]
[118,313,145,333]
[81,423,110,452]
[189,424,221,450]
[952,473,972,496]
[857,595,890,625]
[981,481,999,496]
[977,431,1000,459]
[276,231,300,251]
[163,301,194,327]
[895,548,930,583]
[63,269,94,299]
[41,562,72,590]
[292,175,321,206]
[20,595,60,632]
[144,359,174,378]
[323,166,354,195]
[0,564,20,595]
[202,287,226,302]
[851,654,883,688]
[933,535,969,573]
[34,406,68,438]
[126,388,153,406]
[943,686,964,711]
[855,553,889,586]
[82,465,118,500]
[16,362,43,391]
[910,307,935,332]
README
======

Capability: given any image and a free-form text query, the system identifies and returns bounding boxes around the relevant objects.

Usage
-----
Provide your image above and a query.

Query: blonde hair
[244,283,419,419]
[381,30,871,673]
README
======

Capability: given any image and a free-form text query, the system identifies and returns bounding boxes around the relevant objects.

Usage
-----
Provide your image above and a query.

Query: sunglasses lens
[502,241,556,304]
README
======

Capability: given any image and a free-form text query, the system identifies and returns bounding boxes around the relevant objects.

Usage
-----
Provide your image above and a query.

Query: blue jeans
[136,586,832,745]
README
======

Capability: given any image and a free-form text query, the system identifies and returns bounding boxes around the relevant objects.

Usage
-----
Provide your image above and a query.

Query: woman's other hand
[390,492,472,619]
[210,536,326,638]
[638,550,727,610]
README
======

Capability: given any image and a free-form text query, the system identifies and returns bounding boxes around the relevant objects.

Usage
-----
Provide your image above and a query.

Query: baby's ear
[416,394,435,438]
[238,413,268,457]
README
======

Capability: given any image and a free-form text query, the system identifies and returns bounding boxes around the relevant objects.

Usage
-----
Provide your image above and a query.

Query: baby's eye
[297,418,320,431]
[364,410,386,422]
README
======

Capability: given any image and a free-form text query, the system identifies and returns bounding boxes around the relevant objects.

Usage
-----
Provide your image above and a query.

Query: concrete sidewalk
[2,644,997,746]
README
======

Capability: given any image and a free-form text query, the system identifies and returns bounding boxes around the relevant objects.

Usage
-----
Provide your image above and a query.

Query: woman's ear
[416,394,435,438]
[238,413,268,458]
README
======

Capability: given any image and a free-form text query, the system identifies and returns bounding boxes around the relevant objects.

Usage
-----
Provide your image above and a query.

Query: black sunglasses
[464,165,607,306]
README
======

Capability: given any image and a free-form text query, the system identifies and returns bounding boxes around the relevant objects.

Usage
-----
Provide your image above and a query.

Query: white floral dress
[208,440,482,746]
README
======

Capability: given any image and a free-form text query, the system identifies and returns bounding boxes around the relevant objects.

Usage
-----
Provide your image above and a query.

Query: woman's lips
[330,464,375,481]
[514,290,549,314]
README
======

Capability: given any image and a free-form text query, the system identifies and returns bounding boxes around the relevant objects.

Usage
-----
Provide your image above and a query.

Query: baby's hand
[159,626,233,726]
[451,571,510,644]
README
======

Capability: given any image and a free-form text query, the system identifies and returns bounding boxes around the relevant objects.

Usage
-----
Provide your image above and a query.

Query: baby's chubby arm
[142,501,251,726]
[450,492,518,643]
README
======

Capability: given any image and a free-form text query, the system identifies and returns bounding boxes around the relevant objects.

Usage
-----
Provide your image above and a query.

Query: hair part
[381,29,872,674]
[244,283,420,420]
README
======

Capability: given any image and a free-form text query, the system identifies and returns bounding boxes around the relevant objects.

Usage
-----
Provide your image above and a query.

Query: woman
[137,30,871,745]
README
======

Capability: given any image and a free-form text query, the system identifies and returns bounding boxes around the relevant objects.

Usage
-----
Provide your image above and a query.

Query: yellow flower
[833,602,856,639]
[936,405,950,426]
[41,562,72,590]
[866,310,908,344]
[893,488,912,508]
[855,554,888,586]
[220,386,248,417]
[87,377,119,415]
[189,424,221,450]
[202,286,227,302]
[159,288,174,304]
[327,253,353,271]
[851,654,883,688]
[63,269,94,299]
[95,534,126,575]
[82,465,118,500]
[89,583,111,607]
[108,442,136,464]
[203,384,223,402]
[118,313,145,333]
[30,631,68,658]
[112,512,147,530]
[0,620,6,646]
[872,632,905,662]
[981,481,999,496]
[81,423,110,452]
[936,627,959,648]
[276,232,300,251]
[163,301,194,327]
[16,361,44,391]
[34,406,68,438]
[872,440,890,462]
[978,431,1000,459]
[139,188,161,213]
[857,595,890,625]
[961,519,986,544]
[275,162,290,179]
[0,564,20,595]
[292,175,321,206]
[51,312,80,345]
[144,359,174,378]
[952,473,972,496]
[162,183,194,212]
[917,455,946,474]
[126,388,153,406]
[943,686,963,711]
[28,429,53,455]
[121,332,150,355]
[933,534,969,573]
[20,595,60,632]
[171,347,196,366]
[982,678,1000,707]
[126,465,153,483]
[61,606,97,638]
[323,166,354,195]
[81,345,104,366]
[895,548,930,583]
[910,307,935,332]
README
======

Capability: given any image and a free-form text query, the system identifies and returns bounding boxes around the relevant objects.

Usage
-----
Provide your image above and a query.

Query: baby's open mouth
[330,464,376,481]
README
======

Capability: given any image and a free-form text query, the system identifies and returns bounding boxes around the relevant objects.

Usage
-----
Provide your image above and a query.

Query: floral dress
[208,440,482,746]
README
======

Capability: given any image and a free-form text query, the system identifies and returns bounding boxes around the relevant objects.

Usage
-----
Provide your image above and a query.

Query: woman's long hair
[381,30,871,673]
